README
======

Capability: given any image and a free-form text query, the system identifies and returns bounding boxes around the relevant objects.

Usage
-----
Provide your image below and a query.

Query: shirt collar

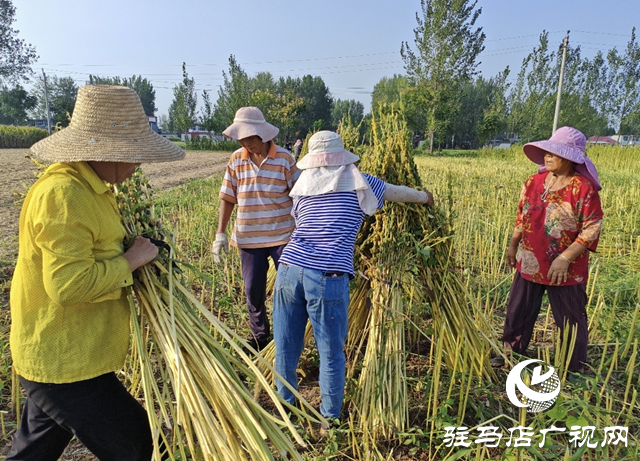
[69,162,111,195]
[240,140,277,161]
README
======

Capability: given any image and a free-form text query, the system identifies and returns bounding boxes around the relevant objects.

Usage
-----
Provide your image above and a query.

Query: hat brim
[523,140,585,165]
[296,150,359,170]
[222,121,279,142]
[575,158,601,190]
[31,126,185,164]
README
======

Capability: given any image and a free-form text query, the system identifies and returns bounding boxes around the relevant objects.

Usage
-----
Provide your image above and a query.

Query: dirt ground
[0,149,231,262]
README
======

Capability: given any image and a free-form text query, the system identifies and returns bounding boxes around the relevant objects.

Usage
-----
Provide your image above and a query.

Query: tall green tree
[212,55,251,133]
[371,74,408,109]
[0,83,36,124]
[168,63,197,133]
[331,99,364,129]
[614,28,640,134]
[401,0,485,153]
[0,0,37,83]
[297,75,333,134]
[88,74,157,116]
[30,75,78,127]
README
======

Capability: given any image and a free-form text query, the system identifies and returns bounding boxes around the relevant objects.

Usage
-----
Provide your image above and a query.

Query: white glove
[211,233,229,264]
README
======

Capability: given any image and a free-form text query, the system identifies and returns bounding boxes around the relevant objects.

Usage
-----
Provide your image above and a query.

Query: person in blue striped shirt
[273,131,434,428]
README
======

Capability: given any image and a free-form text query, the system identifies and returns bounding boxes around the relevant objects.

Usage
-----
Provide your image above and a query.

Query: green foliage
[30,75,78,128]
[168,63,197,133]
[401,0,486,152]
[211,56,333,141]
[331,99,364,130]
[0,125,47,147]
[88,74,157,116]
[371,74,408,109]
[185,138,240,152]
[0,83,36,125]
[0,0,37,83]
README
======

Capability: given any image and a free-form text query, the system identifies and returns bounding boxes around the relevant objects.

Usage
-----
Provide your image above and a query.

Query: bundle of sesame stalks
[114,170,324,461]
[337,109,498,437]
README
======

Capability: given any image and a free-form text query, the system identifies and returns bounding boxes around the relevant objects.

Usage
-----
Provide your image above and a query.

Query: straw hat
[523,126,601,190]
[30,85,185,163]
[296,131,359,170]
[222,107,279,142]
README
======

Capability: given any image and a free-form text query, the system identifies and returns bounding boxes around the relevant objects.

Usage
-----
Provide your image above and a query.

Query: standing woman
[7,85,185,460]
[273,131,434,426]
[496,127,603,374]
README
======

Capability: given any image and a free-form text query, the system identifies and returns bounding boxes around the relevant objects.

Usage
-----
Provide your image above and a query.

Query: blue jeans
[273,263,350,419]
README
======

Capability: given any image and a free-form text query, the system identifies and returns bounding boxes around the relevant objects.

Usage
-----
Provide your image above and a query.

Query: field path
[0,149,231,262]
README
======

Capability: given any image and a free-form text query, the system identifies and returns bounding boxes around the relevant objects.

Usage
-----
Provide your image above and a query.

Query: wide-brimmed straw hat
[222,107,279,142]
[31,85,185,164]
[296,131,359,170]
[523,126,601,190]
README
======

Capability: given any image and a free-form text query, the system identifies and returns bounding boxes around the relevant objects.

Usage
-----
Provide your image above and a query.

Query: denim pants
[273,263,350,419]
[5,373,153,461]
[239,245,285,341]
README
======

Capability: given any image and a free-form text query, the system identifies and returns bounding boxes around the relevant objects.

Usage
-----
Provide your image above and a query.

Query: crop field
[0,143,638,460]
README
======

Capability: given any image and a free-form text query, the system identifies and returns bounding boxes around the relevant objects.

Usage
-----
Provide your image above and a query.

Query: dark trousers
[6,373,152,461]
[239,244,285,341]
[502,271,588,372]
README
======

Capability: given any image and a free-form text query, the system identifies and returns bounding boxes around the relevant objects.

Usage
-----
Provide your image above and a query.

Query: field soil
[0,149,231,262]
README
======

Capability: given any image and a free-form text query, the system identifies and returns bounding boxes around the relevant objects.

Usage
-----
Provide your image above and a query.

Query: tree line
[2,0,640,150]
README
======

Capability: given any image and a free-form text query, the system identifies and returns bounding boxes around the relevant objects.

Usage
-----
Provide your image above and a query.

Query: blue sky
[13,0,640,117]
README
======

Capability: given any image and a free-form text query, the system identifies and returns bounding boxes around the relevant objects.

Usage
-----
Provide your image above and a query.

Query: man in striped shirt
[273,131,434,427]
[212,107,300,350]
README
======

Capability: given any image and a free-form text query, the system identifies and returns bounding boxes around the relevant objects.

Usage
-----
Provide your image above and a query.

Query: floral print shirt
[515,173,603,286]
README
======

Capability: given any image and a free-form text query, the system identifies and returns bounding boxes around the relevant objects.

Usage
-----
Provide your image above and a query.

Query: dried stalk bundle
[348,109,495,392]
[115,170,324,461]
[353,255,408,438]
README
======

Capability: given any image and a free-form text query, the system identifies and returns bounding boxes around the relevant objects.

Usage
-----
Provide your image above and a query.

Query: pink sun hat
[295,131,360,169]
[523,126,601,190]
[222,107,279,142]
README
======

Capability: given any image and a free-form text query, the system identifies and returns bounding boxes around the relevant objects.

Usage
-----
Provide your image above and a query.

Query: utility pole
[552,31,570,134]
[42,69,52,135]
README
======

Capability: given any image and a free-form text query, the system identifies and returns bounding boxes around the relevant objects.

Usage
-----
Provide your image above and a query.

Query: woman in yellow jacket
[6,85,184,461]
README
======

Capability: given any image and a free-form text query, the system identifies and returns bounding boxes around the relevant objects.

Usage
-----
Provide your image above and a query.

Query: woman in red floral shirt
[496,126,603,374]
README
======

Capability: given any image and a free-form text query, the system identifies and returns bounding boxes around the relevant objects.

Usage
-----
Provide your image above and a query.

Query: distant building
[28,119,53,131]
[146,115,160,133]
[181,125,224,142]
[587,136,617,145]
[609,134,640,146]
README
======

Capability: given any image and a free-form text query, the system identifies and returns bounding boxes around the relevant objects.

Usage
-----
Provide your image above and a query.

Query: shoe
[490,356,505,367]
[319,417,341,438]
[242,336,270,355]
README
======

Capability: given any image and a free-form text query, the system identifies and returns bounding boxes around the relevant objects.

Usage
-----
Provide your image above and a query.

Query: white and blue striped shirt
[279,174,386,275]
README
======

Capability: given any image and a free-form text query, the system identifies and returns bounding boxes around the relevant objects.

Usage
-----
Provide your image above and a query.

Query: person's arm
[383,183,434,206]
[548,187,603,284]
[506,231,522,269]
[217,199,235,234]
[36,185,151,305]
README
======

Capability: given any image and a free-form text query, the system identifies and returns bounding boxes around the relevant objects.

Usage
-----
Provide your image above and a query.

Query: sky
[12,0,640,119]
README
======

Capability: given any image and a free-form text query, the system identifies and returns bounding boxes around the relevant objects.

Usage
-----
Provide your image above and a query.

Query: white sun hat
[295,130,360,169]
[222,106,279,142]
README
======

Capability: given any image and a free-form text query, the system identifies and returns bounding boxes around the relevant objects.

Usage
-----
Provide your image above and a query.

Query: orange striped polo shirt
[219,142,301,248]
